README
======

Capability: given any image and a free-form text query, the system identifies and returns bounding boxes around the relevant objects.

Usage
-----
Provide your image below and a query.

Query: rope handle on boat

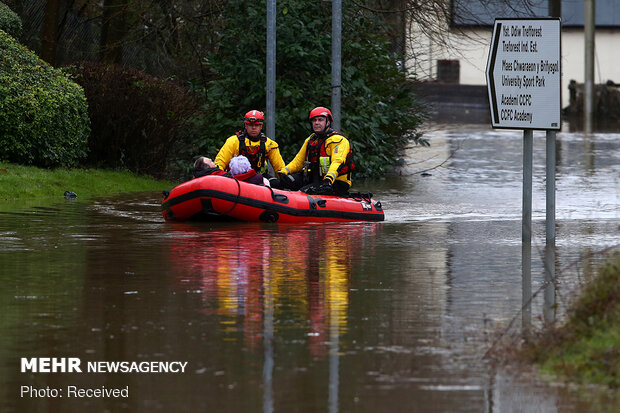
[266,185,289,203]
[349,191,373,203]
[220,177,242,215]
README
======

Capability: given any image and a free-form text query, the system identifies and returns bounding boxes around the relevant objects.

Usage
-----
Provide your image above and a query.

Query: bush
[522,253,620,388]
[68,62,199,177]
[0,30,90,168]
[0,2,21,38]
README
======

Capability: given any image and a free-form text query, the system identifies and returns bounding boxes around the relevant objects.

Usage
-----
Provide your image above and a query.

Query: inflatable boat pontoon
[161,175,384,223]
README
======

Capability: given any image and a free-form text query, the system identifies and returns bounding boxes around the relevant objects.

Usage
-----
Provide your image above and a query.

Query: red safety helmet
[309,107,333,122]
[244,110,265,124]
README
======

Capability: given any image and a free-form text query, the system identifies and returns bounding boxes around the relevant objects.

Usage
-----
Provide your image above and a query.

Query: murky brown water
[1,124,619,412]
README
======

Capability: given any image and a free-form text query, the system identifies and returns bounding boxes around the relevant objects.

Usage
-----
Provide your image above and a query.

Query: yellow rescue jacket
[278,132,352,187]
[215,133,285,175]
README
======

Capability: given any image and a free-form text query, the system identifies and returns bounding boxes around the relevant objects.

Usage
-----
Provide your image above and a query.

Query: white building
[407,0,620,108]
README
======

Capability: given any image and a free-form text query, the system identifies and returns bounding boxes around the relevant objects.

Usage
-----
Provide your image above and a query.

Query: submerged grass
[523,251,620,389]
[0,162,177,201]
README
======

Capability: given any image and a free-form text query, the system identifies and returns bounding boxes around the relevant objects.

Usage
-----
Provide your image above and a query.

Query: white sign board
[486,18,561,130]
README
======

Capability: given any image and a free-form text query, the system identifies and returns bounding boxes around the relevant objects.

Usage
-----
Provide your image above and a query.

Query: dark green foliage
[522,254,620,388]
[0,30,90,168]
[569,256,620,336]
[68,62,199,177]
[0,2,21,38]
[195,0,425,178]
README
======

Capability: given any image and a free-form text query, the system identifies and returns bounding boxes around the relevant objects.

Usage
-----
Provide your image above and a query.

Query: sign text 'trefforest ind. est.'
[486,18,561,130]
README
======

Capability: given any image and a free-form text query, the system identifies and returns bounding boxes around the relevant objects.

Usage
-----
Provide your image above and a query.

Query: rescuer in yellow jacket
[276,107,354,197]
[214,110,285,176]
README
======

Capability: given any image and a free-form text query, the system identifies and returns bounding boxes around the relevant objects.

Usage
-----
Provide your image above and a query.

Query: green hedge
[0,2,21,38]
[0,30,90,167]
[68,62,198,178]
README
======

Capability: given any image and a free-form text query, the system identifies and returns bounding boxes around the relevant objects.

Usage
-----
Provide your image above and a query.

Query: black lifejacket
[237,131,268,174]
[306,130,355,183]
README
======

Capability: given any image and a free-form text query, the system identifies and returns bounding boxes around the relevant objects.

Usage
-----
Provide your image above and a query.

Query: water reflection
[543,245,557,325]
[165,222,378,412]
[521,243,558,338]
[522,243,532,337]
[166,223,377,357]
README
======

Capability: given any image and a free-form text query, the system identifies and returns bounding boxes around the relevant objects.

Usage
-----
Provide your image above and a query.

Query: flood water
[1,123,619,412]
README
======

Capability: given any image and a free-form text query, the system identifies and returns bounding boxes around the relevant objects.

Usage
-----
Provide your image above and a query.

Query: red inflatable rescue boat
[161,175,384,223]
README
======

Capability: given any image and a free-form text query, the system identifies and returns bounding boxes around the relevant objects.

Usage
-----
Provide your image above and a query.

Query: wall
[407,24,620,109]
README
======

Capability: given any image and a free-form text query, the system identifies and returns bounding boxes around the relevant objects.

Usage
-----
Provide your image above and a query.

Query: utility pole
[266,0,276,141]
[331,0,342,130]
[584,0,595,133]
[549,0,561,19]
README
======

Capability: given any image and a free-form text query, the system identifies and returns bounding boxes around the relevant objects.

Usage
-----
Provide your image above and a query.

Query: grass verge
[0,162,178,201]
[523,251,620,389]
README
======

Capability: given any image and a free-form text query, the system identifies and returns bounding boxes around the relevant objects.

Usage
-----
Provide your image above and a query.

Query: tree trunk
[100,0,130,63]
[5,0,24,16]
[40,0,61,65]
[549,0,561,18]
[382,0,407,59]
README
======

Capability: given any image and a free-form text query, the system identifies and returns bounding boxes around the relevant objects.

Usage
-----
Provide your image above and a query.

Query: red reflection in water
[167,222,378,357]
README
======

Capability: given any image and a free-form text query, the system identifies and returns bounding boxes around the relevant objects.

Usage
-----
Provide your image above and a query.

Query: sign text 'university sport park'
[486,18,561,130]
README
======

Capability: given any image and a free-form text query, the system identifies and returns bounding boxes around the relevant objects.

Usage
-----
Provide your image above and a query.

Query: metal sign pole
[522,130,533,243]
[546,130,556,244]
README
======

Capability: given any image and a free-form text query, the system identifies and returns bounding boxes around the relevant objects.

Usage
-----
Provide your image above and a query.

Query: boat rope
[220,177,242,215]
[265,185,289,203]
[266,185,277,201]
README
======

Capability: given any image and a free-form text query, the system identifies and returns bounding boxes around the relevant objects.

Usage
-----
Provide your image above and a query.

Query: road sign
[486,18,561,130]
